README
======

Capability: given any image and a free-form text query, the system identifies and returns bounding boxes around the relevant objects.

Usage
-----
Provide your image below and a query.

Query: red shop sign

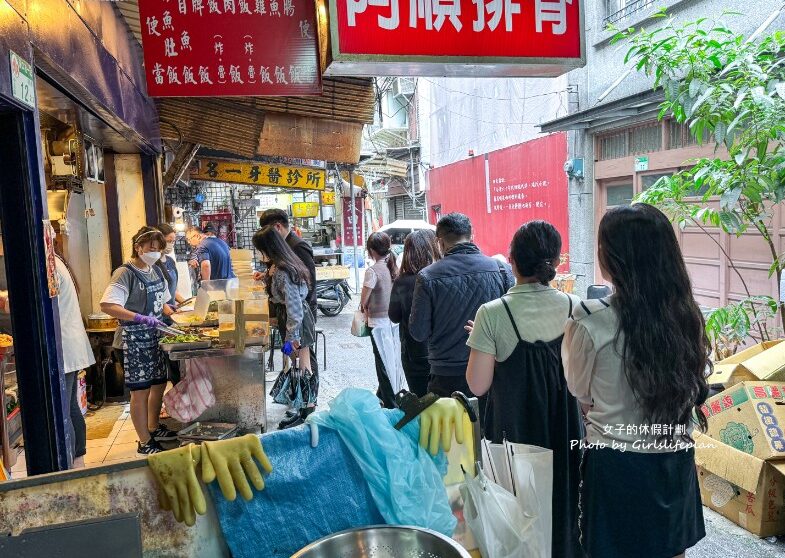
[138,0,321,96]
[325,0,585,77]
[342,196,364,247]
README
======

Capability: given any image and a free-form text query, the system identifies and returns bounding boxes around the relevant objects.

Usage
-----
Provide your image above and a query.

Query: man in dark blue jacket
[409,213,513,398]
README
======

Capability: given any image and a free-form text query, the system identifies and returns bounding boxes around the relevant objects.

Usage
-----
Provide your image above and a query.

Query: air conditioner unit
[392,77,416,100]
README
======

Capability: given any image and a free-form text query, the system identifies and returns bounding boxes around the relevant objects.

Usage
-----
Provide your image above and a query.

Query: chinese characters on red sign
[342,197,364,247]
[138,0,321,96]
[490,178,552,213]
[427,133,569,259]
[328,0,584,77]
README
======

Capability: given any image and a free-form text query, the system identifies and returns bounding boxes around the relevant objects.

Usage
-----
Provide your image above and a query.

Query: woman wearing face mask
[100,227,177,455]
[156,223,184,385]
[156,224,186,309]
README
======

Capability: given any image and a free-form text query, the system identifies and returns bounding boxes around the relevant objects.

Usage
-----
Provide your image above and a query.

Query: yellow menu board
[192,158,326,191]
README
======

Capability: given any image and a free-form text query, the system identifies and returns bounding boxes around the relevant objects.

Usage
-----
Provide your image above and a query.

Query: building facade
[542,0,785,300]
[0,0,161,473]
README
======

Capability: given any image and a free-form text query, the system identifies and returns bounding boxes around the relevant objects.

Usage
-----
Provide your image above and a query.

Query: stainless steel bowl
[291,525,472,558]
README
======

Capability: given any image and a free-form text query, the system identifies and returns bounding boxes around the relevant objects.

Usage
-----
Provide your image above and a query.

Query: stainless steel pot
[291,525,472,558]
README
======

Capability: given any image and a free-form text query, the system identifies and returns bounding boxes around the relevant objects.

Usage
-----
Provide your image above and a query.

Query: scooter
[316,278,352,317]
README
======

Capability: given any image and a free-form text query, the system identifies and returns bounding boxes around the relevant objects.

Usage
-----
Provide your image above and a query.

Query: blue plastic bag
[308,388,457,536]
[208,426,384,558]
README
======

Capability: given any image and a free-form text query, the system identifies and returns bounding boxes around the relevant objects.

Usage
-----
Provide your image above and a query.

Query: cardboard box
[708,340,785,386]
[695,432,785,537]
[703,381,785,461]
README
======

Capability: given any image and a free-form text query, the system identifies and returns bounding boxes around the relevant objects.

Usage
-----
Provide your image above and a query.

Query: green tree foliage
[614,13,785,351]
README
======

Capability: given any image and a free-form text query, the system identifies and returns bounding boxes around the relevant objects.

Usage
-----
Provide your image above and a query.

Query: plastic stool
[314,328,327,370]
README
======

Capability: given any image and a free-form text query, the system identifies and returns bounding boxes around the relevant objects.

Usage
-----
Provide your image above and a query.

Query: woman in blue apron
[156,223,184,384]
[466,221,584,558]
[100,227,178,455]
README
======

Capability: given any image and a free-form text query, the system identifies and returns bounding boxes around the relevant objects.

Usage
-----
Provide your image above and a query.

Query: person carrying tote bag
[359,232,398,408]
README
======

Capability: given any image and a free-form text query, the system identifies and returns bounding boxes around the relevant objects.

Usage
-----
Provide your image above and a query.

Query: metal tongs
[157,323,187,336]
[175,296,196,310]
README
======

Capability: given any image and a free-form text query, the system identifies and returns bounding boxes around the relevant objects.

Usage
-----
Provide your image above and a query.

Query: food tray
[177,421,239,441]
[160,340,212,352]
[171,312,219,327]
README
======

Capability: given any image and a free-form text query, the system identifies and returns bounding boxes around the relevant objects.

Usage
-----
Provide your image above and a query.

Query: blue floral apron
[121,264,168,391]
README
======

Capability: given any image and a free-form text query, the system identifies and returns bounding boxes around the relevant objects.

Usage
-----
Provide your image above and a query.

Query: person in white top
[562,204,709,558]
[0,254,95,468]
[360,232,398,408]
[54,255,95,468]
[466,221,583,558]
[100,227,176,456]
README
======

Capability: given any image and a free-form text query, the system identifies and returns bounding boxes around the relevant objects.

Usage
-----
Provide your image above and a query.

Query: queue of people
[357,205,708,558]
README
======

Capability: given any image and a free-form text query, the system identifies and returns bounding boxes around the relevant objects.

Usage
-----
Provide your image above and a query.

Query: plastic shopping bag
[350,309,370,337]
[480,439,552,558]
[163,359,216,422]
[370,322,408,394]
[481,438,514,492]
[460,468,534,558]
[506,442,553,558]
[269,367,295,405]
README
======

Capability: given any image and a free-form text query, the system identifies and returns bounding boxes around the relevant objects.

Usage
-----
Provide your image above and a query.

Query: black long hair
[510,221,561,286]
[598,204,710,440]
[400,230,440,276]
[253,225,310,287]
[366,232,398,279]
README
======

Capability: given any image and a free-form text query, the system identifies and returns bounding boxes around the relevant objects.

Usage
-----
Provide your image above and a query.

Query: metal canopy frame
[539,90,664,133]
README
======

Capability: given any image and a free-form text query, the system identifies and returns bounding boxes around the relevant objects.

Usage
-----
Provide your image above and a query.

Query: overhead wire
[421,77,570,102]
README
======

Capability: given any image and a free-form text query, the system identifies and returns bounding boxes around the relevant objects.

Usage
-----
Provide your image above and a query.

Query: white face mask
[140,251,161,266]
[165,242,175,255]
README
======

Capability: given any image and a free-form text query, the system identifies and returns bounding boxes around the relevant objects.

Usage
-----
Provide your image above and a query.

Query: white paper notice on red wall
[138,0,322,96]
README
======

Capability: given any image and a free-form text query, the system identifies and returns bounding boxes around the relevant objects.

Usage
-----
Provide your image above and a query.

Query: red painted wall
[427,133,569,265]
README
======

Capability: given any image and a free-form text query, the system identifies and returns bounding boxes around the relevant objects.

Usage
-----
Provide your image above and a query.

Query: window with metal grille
[668,120,710,148]
[599,122,662,160]
[605,0,656,25]
[599,131,629,160]
[630,123,662,154]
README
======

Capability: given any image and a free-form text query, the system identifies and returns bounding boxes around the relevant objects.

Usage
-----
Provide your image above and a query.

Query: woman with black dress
[388,230,440,397]
[563,204,707,558]
[466,221,584,558]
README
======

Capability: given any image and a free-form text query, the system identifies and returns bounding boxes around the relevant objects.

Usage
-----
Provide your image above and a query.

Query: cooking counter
[163,343,269,432]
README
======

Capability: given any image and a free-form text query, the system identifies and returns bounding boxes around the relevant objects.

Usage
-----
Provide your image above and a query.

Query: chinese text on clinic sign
[326,0,584,77]
[138,0,321,96]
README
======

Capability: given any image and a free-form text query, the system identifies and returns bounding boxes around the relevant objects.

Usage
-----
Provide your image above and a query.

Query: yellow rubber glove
[148,443,206,526]
[201,434,272,501]
[419,398,467,456]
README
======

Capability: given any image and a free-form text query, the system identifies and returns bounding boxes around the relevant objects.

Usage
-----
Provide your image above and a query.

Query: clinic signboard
[191,158,326,190]
[138,0,321,96]
[324,0,585,77]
